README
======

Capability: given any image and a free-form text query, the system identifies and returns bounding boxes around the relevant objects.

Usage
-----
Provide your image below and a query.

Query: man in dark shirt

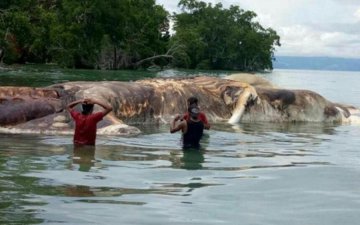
[182,96,210,129]
[170,105,204,149]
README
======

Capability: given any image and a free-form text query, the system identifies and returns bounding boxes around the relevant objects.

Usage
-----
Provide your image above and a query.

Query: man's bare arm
[86,98,113,116]
[170,115,185,133]
[66,99,83,112]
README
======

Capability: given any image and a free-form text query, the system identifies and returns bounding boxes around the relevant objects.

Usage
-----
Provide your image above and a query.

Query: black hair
[82,104,94,115]
[187,96,198,105]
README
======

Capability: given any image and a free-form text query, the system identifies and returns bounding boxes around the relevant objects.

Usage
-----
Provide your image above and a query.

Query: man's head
[82,103,94,115]
[188,105,200,120]
[187,96,198,106]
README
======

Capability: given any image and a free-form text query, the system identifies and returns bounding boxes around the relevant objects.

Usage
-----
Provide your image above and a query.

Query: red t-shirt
[70,110,104,145]
[183,112,209,125]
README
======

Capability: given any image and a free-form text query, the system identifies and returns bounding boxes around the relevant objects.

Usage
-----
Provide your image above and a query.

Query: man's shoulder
[70,110,80,117]
[199,112,208,118]
[89,111,105,120]
[93,111,104,116]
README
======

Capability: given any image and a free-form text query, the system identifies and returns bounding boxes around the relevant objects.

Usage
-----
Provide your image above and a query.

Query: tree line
[0,0,281,71]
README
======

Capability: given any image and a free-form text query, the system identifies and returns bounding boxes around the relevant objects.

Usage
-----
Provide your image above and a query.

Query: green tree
[0,0,58,64]
[50,0,170,69]
[97,0,170,69]
[0,0,280,71]
[171,0,281,71]
[0,0,170,69]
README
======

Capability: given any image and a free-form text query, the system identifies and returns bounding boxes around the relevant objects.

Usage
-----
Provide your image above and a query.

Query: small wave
[0,127,73,135]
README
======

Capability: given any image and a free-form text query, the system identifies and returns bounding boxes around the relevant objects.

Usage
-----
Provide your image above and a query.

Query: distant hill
[273,56,360,71]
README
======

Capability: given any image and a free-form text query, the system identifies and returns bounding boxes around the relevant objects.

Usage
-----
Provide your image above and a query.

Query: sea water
[0,68,360,225]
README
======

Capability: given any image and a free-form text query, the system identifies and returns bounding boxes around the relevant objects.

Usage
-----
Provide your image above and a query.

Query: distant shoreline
[273,56,360,72]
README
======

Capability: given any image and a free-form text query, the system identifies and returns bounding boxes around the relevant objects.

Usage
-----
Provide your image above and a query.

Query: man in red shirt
[182,96,210,129]
[67,98,112,146]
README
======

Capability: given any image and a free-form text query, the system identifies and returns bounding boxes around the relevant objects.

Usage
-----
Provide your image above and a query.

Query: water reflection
[169,149,205,170]
[0,64,158,87]
[229,122,339,135]
[181,150,205,170]
[72,145,97,172]
[0,153,45,224]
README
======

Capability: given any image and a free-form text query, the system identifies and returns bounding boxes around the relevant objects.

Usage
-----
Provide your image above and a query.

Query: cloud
[156,0,360,58]
[275,25,360,58]
[355,8,360,21]
[331,0,359,5]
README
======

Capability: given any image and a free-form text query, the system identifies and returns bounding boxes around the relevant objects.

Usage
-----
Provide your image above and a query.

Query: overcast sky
[156,0,360,59]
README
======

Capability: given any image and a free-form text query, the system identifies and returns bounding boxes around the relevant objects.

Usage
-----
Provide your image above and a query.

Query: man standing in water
[67,98,112,146]
[170,105,204,149]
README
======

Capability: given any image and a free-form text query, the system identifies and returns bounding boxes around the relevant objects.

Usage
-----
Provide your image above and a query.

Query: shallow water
[1,68,360,224]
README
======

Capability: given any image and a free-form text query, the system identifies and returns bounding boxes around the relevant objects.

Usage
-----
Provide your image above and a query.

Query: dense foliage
[0,0,169,69]
[0,0,280,71]
[171,0,281,71]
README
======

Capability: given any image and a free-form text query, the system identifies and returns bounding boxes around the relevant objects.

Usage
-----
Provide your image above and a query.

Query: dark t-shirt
[183,120,204,149]
[70,110,104,145]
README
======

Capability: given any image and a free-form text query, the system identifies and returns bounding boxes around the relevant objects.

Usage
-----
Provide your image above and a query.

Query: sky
[156,0,360,59]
